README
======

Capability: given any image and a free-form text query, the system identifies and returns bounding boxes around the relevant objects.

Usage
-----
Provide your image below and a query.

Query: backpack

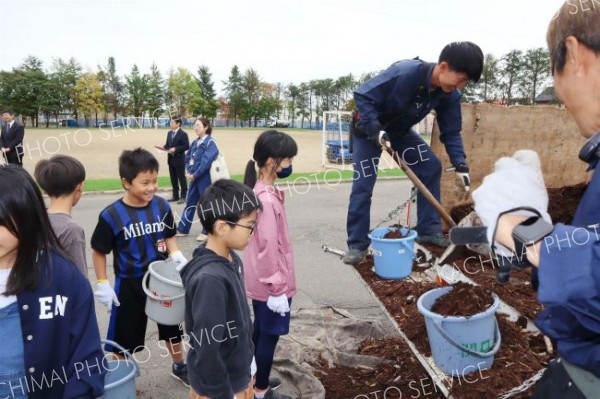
[209,141,230,182]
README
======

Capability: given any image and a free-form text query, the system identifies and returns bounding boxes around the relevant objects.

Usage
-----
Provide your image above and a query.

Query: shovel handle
[385,147,457,227]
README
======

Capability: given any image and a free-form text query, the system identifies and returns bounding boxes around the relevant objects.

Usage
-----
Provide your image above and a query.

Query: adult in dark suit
[1,110,25,166]
[163,116,189,204]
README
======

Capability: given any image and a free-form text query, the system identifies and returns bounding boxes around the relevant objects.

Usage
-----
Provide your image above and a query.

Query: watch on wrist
[511,213,554,267]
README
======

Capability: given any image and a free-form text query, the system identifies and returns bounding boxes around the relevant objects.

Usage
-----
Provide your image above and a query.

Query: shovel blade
[449,226,489,245]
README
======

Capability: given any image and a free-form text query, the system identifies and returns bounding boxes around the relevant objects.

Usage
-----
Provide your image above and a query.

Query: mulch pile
[313,184,586,397]
[349,258,550,398]
[449,183,588,226]
[383,228,411,239]
[311,337,443,399]
[431,281,495,317]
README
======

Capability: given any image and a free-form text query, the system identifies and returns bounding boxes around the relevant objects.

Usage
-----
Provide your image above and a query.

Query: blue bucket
[417,286,501,377]
[368,227,417,279]
[99,340,140,399]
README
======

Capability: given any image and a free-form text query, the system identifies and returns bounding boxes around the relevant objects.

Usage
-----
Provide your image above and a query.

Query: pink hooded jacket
[242,180,296,301]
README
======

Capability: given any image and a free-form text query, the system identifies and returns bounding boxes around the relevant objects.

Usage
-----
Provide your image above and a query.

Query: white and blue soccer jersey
[91,197,176,278]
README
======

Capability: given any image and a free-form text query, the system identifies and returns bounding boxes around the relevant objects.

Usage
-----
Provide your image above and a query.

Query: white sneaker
[196,233,208,242]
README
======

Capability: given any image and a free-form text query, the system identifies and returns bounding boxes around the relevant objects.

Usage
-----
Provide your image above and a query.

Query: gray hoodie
[180,245,254,399]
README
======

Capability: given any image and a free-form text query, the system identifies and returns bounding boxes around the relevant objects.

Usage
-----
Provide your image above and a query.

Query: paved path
[74,178,411,398]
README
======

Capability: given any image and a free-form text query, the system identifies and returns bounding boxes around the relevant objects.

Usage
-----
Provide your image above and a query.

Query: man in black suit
[1,110,25,166]
[164,116,189,204]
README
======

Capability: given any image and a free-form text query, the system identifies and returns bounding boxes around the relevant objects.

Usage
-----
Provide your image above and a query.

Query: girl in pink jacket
[243,130,298,399]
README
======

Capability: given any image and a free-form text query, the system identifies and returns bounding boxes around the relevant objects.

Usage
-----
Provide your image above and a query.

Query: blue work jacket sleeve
[435,92,466,166]
[353,61,420,138]
[538,224,600,303]
[192,139,219,181]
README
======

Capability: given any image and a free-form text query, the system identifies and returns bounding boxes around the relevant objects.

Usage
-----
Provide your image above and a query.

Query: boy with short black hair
[180,179,261,399]
[34,154,88,276]
[91,147,190,386]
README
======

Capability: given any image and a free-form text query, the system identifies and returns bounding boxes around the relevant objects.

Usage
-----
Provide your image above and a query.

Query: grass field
[19,127,408,191]
[82,169,406,192]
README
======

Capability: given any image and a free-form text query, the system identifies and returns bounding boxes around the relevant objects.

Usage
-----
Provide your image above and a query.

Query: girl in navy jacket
[0,165,105,399]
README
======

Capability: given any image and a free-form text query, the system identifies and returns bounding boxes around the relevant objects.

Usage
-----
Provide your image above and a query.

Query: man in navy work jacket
[473,3,600,397]
[344,42,484,265]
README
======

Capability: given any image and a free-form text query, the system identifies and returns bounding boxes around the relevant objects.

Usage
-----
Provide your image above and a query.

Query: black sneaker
[171,363,190,387]
[268,377,282,390]
[416,233,451,247]
[256,386,291,399]
[342,248,368,265]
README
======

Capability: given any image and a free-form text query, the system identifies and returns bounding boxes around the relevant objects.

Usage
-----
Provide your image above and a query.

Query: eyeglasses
[225,221,256,235]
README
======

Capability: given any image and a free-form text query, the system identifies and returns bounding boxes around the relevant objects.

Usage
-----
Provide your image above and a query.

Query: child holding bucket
[91,148,190,387]
[0,165,105,398]
[179,179,261,399]
[242,130,298,399]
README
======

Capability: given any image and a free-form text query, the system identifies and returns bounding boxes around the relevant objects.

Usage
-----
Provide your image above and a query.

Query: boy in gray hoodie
[180,179,261,399]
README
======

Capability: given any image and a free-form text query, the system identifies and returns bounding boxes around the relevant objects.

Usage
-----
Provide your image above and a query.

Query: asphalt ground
[73,178,411,398]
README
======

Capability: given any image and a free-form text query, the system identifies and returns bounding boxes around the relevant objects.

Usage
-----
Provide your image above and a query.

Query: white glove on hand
[378,130,391,149]
[472,150,552,256]
[267,294,290,317]
[251,356,257,376]
[171,250,189,272]
[94,281,120,310]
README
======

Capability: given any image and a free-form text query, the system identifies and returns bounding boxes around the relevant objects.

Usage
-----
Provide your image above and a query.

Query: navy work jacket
[354,58,466,166]
[537,158,600,377]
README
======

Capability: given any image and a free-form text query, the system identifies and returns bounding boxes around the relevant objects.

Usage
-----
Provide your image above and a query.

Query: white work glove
[171,250,188,272]
[376,130,391,149]
[251,356,257,376]
[94,281,120,310]
[445,163,471,191]
[472,150,552,256]
[266,294,290,317]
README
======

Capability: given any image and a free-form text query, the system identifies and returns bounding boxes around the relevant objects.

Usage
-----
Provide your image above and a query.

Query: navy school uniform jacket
[180,246,253,399]
[537,158,600,377]
[16,251,105,398]
[354,58,466,166]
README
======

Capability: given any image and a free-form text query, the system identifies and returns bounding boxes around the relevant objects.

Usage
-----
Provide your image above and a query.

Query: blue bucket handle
[399,240,416,258]
[432,317,502,358]
[101,339,141,389]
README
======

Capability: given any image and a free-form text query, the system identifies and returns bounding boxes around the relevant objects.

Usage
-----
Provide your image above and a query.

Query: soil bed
[449,182,587,226]
[311,338,443,399]
[352,257,552,399]
[431,282,495,317]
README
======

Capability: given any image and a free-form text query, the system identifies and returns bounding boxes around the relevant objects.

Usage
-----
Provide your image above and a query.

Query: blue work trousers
[346,130,442,250]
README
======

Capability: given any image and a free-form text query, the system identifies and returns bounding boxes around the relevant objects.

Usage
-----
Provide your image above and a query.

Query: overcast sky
[0,0,566,93]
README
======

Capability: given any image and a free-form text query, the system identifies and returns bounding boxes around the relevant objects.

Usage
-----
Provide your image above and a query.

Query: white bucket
[99,340,140,399]
[142,260,185,326]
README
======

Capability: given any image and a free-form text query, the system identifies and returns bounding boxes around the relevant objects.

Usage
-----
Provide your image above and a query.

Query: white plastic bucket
[417,286,501,376]
[99,340,139,399]
[142,260,185,326]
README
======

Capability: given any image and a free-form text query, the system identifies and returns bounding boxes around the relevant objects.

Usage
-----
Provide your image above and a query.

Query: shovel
[383,146,490,264]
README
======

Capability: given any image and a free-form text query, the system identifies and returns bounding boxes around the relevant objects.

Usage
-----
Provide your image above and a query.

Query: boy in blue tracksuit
[344,41,484,265]
[473,3,600,397]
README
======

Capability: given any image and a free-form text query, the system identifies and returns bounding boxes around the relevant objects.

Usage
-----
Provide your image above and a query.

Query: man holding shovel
[344,42,484,265]
[472,3,600,397]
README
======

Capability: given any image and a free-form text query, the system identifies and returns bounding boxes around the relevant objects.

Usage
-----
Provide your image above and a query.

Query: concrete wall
[430,103,589,220]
